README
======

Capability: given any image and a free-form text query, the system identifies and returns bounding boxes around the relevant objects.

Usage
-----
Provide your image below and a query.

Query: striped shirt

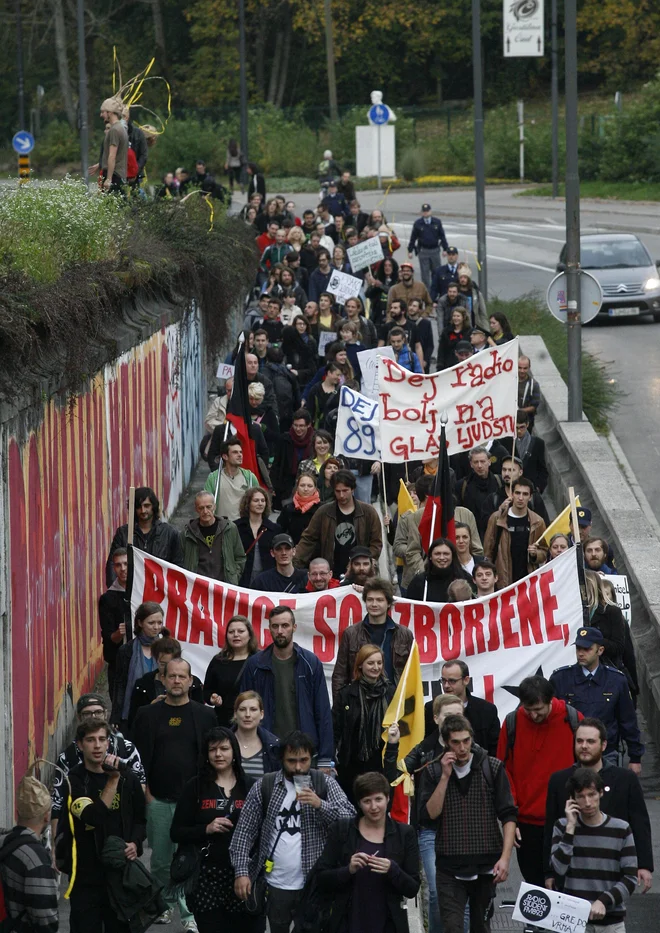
[551,814,637,922]
[242,749,265,780]
[0,827,59,933]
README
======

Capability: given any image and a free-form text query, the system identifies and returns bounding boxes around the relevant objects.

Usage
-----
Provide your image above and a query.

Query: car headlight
[644,277,660,290]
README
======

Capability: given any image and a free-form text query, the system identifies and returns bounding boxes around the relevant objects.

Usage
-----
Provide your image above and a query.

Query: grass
[517,181,660,201]
[491,295,620,434]
[267,175,519,194]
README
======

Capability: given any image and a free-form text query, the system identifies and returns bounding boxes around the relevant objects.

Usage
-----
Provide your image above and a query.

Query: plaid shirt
[0,827,59,933]
[229,770,355,882]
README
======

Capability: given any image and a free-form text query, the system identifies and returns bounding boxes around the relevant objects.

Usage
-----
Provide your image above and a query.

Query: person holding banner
[406,538,474,603]
[332,646,395,802]
[437,307,472,371]
[106,486,183,587]
[546,533,570,561]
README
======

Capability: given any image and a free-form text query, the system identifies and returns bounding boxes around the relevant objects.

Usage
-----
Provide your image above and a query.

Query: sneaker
[181,921,198,933]
[154,910,172,924]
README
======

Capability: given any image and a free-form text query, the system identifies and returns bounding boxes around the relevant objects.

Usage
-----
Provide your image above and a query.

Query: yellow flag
[398,478,417,517]
[539,495,580,546]
[382,641,425,759]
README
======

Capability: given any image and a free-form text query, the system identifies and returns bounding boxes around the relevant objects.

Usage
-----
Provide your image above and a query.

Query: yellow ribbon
[390,759,415,796]
[204,193,214,233]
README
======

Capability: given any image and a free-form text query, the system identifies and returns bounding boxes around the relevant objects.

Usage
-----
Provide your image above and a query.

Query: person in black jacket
[333,646,396,803]
[98,547,132,695]
[128,636,204,729]
[231,690,281,779]
[59,718,147,933]
[282,318,318,387]
[106,486,184,587]
[543,717,653,892]
[406,538,474,603]
[501,411,548,493]
[270,409,315,508]
[277,472,321,545]
[423,660,500,756]
[455,447,503,539]
[170,727,262,933]
[234,487,282,586]
[246,163,266,202]
[480,455,549,530]
[111,602,166,732]
[203,617,259,727]
[313,771,420,933]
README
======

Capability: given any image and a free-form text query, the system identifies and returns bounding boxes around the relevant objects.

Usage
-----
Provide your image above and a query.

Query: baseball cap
[328,178,338,187]
[421,203,431,211]
[349,546,372,560]
[471,324,490,337]
[447,246,459,254]
[272,533,295,548]
[576,507,592,527]
[573,626,604,647]
[455,340,473,354]
[399,261,414,270]
[77,693,108,715]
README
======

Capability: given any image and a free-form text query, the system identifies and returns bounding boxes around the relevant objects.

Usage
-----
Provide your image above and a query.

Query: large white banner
[378,339,519,462]
[131,546,581,716]
[335,385,380,461]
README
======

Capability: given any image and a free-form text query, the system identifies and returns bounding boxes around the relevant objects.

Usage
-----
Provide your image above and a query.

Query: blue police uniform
[408,213,450,290]
[549,661,644,764]
[322,192,350,220]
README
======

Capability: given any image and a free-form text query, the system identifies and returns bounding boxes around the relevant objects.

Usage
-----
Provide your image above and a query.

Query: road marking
[488,255,555,272]
[491,229,564,244]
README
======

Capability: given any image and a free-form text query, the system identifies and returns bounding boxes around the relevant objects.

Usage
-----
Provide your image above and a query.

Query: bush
[399,148,427,181]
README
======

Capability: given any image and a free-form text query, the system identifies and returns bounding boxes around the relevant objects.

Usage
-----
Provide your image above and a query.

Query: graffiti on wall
[6,305,204,784]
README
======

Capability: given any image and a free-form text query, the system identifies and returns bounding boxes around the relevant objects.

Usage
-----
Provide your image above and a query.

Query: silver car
[557,233,660,322]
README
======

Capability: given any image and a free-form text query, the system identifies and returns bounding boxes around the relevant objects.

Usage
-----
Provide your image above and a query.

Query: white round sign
[546,270,603,324]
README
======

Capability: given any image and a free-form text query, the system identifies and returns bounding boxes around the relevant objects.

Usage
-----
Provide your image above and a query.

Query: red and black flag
[226,339,262,482]
[418,421,455,553]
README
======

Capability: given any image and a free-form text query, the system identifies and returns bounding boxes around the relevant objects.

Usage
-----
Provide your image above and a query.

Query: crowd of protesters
[0,171,652,933]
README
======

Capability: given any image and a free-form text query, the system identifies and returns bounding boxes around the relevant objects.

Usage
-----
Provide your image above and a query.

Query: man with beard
[308,248,334,302]
[341,546,377,588]
[584,536,616,575]
[386,262,432,311]
[543,718,653,893]
[481,455,549,530]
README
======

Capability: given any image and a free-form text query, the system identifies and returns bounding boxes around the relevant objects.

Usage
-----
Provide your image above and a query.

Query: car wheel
[654,312,660,323]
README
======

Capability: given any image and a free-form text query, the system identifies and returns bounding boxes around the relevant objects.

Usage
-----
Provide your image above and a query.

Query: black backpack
[503,704,580,762]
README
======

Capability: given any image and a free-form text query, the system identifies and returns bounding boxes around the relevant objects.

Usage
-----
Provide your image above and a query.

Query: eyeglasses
[83,709,107,717]
[440,677,463,686]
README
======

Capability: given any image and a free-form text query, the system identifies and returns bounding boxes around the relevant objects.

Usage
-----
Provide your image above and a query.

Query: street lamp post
[551,0,559,198]
[565,0,582,421]
[15,0,25,131]
[76,0,89,181]
[239,0,248,184]
[472,0,487,299]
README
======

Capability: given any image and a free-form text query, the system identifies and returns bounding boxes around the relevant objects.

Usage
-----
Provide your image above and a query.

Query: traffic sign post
[12,130,34,184]
[368,103,391,189]
[503,0,545,57]
[546,271,602,324]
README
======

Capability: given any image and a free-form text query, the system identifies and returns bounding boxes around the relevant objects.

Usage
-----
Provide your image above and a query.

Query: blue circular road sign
[12,130,35,154]
[368,104,391,126]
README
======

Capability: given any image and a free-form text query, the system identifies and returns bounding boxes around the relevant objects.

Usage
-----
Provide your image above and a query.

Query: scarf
[122,633,157,719]
[293,489,320,513]
[357,677,390,763]
[288,424,314,474]
[423,461,438,476]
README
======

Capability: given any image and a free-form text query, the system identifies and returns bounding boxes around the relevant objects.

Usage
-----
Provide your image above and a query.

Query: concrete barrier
[521,335,660,749]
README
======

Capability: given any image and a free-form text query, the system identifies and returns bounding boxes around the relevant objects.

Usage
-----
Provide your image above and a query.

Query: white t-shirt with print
[268,779,304,890]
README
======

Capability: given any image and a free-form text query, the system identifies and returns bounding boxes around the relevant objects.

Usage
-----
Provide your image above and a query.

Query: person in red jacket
[496,676,582,892]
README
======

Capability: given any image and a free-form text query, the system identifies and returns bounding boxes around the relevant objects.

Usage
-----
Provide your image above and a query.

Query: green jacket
[180,516,246,584]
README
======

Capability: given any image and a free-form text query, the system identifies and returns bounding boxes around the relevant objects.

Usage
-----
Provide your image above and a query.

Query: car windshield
[581,240,651,269]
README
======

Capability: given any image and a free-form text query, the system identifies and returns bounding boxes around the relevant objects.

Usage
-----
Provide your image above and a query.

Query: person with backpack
[496,676,582,893]
[0,773,58,933]
[230,730,355,933]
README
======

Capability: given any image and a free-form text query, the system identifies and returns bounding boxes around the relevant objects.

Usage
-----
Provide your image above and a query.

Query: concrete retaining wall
[0,298,206,823]
[521,336,660,751]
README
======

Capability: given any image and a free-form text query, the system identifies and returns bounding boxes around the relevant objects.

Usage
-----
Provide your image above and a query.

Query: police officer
[430,246,461,302]
[321,178,350,220]
[407,203,449,290]
[550,627,643,774]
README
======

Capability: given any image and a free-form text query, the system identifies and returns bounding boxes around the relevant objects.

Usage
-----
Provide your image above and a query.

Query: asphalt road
[337,186,660,527]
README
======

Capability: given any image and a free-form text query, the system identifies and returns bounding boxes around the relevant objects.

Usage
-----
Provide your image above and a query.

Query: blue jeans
[419,829,442,933]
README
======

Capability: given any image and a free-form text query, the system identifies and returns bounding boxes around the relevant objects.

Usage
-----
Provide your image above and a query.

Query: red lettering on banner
[251,597,276,647]
[389,433,439,461]
[338,593,364,639]
[393,601,411,629]
[439,605,462,659]
[463,603,486,656]
[538,568,563,641]
[483,674,494,705]
[516,577,543,646]
[486,597,501,651]
[165,568,191,640]
[313,597,337,661]
[499,590,520,649]
[189,579,214,645]
[143,558,165,603]
[412,605,438,662]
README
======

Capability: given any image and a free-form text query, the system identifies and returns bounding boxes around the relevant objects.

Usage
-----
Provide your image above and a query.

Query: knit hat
[17,774,51,822]
[458,264,472,278]
[100,96,124,116]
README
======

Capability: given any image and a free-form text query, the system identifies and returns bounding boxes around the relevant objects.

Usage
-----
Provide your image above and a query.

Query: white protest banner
[378,339,519,462]
[131,545,581,713]
[215,362,234,380]
[327,269,363,304]
[513,882,590,933]
[609,574,631,627]
[318,331,337,356]
[335,385,380,461]
[347,237,384,273]
[357,346,395,400]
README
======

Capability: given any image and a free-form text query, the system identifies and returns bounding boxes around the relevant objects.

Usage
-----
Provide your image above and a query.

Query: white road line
[488,255,555,272]
[491,229,564,244]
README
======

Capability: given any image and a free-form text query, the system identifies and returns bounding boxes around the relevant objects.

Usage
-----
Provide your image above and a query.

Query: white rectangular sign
[503,0,544,57]
[215,362,234,380]
[609,575,631,627]
[347,237,384,273]
[513,882,590,933]
[327,269,363,304]
[335,385,380,461]
[318,331,337,356]
[378,339,518,462]
[357,346,395,400]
